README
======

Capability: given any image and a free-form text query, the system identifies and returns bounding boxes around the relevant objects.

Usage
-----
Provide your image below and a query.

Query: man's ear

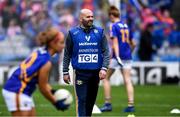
[79,17,82,22]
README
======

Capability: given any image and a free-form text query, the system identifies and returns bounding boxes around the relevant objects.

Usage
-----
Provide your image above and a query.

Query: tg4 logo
[78,54,98,63]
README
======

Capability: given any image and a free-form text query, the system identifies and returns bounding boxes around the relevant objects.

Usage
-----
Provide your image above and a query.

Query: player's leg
[86,70,100,116]
[74,70,88,116]
[100,68,115,112]
[121,62,135,112]
[29,99,36,116]
[11,105,36,116]
[12,95,36,116]
[2,89,36,116]
[103,68,115,103]
[30,107,36,116]
[11,110,32,116]
[100,58,118,112]
[122,68,134,106]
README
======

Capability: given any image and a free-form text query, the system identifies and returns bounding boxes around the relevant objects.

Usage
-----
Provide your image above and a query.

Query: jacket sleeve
[101,31,110,71]
[63,32,73,75]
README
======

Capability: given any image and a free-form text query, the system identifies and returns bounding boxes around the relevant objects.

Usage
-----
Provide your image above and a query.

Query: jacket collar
[78,25,95,33]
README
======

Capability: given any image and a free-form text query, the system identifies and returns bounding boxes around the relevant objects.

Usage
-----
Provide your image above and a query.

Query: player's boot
[123,106,135,112]
[100,103,112,112]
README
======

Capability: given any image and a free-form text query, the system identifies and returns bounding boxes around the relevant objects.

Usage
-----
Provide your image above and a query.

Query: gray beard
[82,21,93,29]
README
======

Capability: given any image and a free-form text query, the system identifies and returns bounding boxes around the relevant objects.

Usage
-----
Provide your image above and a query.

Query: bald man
[63,9,110,116]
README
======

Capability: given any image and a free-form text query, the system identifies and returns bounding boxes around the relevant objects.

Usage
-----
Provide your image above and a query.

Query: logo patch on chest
[78,54,98,63]
[76,80,83,85]
[85,36,91,41]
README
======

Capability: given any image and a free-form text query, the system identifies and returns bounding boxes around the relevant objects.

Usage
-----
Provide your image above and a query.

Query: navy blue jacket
[63,25,109,75]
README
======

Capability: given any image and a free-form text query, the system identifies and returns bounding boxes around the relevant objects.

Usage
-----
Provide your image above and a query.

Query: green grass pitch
[0,85,180,116]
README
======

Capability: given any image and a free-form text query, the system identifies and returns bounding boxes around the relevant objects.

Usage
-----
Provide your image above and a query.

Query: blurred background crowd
[0,0,179,62]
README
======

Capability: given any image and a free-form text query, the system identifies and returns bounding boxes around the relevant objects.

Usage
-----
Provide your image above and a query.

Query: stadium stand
[0,0,179,62]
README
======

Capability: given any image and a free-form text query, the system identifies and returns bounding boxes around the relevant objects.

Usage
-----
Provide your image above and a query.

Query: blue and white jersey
[69,26,104,70]
[3,48,51,96]
[110,21,133,60]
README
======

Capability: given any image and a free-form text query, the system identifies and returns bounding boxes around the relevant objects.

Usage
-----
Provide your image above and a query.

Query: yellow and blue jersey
[3,48,51,96]
[110,21,133,60]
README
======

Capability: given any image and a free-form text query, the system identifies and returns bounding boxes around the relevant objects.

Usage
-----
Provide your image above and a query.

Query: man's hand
[99,69,107,80]
[116,57,124,67]
[63,74,71,84]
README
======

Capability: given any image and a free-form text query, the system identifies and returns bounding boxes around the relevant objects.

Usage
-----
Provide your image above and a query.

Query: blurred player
[2,28,68,116]
[100,6,136,112]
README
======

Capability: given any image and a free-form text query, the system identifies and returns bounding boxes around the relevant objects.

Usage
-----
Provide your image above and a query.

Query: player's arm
[112,36,123,66]
[128,29,136,52]
[111,25,123,66]
[110,24,120,58]
[38,61,56,104]
[63,32,73,75]
[63,32,73,84]
[101,31,110,71]
[99,31,110,80]
[112,37,119,58]
[129,39,136,52]
[38,62,69,111]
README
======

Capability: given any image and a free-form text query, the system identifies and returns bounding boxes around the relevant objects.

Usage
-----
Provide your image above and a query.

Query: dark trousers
[75,69,100,117]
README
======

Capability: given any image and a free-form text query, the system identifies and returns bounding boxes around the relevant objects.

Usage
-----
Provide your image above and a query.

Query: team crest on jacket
[94,29,98,33]
[76,80,83,85]
[85,35,91,41]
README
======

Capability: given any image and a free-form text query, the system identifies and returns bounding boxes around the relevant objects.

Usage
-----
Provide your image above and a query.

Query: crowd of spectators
[0,0,179,62]
[123,0,179,61]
